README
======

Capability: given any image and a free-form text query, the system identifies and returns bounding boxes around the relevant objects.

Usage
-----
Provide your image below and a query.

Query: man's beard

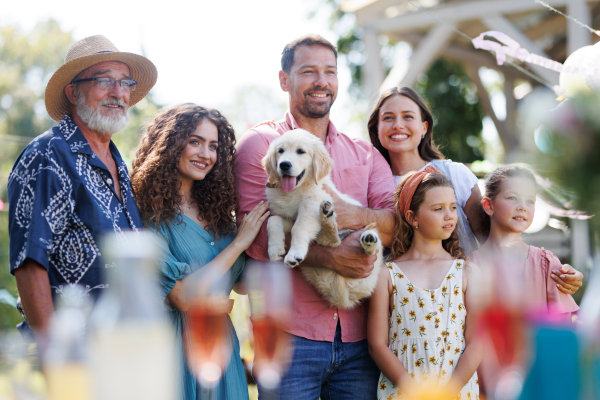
[298,88,335,119]
[76,92,129,136]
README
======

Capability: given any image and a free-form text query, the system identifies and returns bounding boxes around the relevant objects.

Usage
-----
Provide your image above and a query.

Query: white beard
[76,92,129,136]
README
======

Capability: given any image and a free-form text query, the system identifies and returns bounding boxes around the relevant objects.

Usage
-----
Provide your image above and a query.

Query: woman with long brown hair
[131,103,269,400]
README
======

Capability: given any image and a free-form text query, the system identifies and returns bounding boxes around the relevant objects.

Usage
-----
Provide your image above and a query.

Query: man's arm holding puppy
[303,147,396,278]
[301,202,394,279]
[301,230,380,279]
[322,185,394,246]
[234,129,395,279]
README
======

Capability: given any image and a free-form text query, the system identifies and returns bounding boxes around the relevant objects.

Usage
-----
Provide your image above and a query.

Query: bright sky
[2,0,366,138]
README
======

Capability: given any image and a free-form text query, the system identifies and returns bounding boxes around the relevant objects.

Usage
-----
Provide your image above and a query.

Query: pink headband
[398,165,443,222]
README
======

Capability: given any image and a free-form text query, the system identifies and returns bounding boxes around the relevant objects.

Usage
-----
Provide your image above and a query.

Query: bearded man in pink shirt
[234,34,395,399]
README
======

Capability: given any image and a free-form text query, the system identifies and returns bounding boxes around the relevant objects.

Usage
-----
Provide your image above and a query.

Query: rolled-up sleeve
[367,146,395,212]
[233,130,271,261]
[151,226,190,301]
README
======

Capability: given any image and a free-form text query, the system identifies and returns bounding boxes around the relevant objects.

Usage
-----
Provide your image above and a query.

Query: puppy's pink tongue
[282,176,296,192]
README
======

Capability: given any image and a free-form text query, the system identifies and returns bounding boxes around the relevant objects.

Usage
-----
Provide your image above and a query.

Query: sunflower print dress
[377,260,478,400]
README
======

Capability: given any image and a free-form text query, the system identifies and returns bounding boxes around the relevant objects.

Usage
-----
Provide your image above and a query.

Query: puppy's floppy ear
[312,140,334,184]
[262,145,280,185]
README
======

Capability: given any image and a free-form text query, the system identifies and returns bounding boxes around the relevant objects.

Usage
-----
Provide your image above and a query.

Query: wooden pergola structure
[342,0,600,159]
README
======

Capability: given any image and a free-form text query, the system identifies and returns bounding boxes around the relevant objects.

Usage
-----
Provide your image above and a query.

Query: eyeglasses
[71,77,138,92]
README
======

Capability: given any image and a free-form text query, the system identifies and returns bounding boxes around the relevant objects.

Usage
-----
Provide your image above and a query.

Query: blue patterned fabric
[152,215,248,400]
[8,115,142,302]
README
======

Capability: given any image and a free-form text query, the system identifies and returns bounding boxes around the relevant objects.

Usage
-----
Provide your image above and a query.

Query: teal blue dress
[152,215,248,400]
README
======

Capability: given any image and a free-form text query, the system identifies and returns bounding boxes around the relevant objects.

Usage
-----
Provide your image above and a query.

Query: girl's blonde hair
[389,171,466,261]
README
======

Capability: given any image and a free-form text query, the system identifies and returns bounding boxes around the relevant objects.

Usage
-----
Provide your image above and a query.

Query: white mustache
[98,99,127,108]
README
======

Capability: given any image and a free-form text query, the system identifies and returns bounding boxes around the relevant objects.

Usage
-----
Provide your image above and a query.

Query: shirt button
[107,178,113,184]
[333,313,337,319]
[210,242,215,246]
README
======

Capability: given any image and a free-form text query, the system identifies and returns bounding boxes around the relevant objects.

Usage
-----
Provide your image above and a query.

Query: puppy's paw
[268,241,286,262]
[360,229,379,255]
[284,247,307,268]
[321,201,334,219]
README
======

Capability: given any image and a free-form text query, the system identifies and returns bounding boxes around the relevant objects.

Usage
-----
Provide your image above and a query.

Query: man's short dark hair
[281,34,338,73]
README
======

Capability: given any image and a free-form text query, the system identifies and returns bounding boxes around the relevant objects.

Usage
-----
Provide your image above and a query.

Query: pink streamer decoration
[472,31,600,77]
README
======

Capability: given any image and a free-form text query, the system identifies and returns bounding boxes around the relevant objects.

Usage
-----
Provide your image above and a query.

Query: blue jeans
[259,321,380,400]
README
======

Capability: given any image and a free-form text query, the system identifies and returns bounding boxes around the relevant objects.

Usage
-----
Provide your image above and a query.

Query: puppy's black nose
[279,161,292,171]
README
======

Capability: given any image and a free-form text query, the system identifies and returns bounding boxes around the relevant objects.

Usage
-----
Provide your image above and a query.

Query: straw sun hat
[45,35,158,122]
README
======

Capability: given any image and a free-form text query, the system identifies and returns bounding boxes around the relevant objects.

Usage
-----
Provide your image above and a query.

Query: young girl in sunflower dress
[368,167,482,400]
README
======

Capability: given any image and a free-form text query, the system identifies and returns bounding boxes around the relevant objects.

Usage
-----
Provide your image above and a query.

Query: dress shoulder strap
[452,258,466,277]
[386,262,397,282]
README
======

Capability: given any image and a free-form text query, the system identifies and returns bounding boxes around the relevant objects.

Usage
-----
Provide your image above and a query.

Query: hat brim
[45,52,158,122]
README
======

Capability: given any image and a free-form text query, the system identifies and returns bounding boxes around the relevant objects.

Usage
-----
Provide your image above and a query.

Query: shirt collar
[284,111,340,144]
[57,115,126,169]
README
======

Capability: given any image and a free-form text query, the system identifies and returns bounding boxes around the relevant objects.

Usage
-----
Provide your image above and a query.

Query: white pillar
[567,0,592,56]
[362,27,384,107]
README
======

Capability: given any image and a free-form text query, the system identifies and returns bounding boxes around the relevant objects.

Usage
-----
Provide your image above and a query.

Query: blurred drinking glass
[44,285,92,400]
[0,331,46,400]
[183,266,232,396]
[246,260,292,396]
[90,231,177,400]
[476,251,529,400]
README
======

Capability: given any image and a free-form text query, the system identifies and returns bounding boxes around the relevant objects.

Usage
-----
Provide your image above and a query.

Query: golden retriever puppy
[262,129,382,309]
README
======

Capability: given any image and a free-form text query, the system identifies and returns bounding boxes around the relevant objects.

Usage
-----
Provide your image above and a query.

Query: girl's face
[411,186,458,241]
[485,177,536,234]
[377,95,428,155]
[177,119,219,186]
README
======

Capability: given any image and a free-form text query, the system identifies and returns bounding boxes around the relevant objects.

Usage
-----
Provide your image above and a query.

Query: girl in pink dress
[472,165,579,315]
[368,167,482,400]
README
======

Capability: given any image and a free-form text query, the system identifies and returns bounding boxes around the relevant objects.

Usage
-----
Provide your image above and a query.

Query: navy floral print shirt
[8,115,142,302]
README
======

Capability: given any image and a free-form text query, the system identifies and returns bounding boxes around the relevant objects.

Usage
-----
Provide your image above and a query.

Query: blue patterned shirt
[8,115,143,302]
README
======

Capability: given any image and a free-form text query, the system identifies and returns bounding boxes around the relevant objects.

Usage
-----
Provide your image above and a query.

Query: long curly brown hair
[131,103,237,236]
[388,171,466,262]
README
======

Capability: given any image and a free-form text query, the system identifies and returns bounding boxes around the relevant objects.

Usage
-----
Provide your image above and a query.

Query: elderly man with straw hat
[7,35,157,343]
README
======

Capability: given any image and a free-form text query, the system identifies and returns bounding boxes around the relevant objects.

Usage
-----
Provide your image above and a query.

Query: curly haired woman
[131,103,269,400]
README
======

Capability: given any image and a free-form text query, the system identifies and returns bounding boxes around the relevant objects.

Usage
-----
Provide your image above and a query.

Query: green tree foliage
[112,95,163,167]
[0,19,72,139]
[0,213,22,332]
[415,59,485,163]
[0,20,72,332]
[0,20,73,201]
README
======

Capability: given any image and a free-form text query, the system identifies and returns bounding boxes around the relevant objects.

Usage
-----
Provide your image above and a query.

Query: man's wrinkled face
[280,45,338,119]
[73,61,131,135]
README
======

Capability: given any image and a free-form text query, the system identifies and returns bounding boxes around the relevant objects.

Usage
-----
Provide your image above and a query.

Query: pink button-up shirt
[233,112,395,343]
